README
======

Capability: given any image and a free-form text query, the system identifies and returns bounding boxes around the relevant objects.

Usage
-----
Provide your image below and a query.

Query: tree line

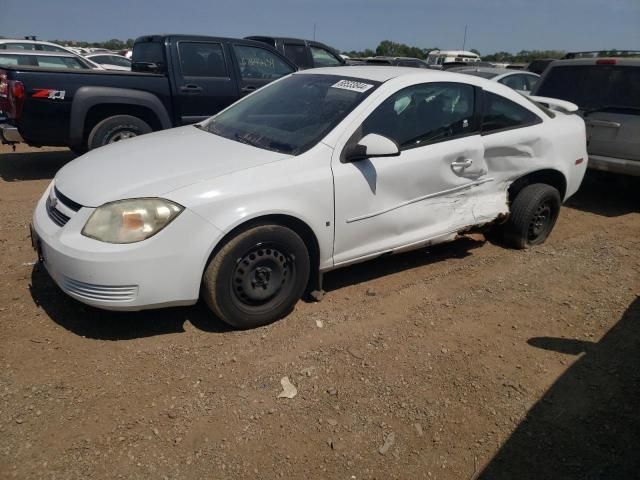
[45,37,629,63]
[344,40,566,62]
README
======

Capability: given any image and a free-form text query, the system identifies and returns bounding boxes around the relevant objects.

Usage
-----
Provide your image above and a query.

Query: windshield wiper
[234,132,261,148]
[583,105,640,116]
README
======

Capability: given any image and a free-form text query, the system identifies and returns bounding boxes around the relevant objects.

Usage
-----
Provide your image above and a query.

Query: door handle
[180,84,203,93]
[241,85,257,93]
[451,158,473,170]
[587,120,621,128]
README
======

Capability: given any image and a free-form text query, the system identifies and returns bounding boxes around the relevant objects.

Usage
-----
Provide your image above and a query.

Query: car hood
[54,126,291,207]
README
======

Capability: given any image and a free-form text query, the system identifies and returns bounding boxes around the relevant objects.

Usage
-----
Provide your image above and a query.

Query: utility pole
[462,25,468,51]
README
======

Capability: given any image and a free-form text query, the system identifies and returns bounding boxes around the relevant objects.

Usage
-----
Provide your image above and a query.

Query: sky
[1,0,639,55]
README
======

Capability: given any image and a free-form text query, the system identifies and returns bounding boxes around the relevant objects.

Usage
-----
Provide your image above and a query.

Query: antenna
[462,25,468,51]
[313,22,317,40]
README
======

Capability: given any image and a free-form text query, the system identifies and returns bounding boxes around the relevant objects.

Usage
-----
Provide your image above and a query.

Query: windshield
[536,65,640,111]
[203,74,380,155]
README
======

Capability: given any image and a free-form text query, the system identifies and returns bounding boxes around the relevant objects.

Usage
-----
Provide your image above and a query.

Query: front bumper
[588,154,640,177]
[0,123,23,143]
[32,187,224,311]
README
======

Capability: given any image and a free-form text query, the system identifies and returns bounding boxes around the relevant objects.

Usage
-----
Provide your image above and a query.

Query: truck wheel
[503,183,561,249]
[202,225,310,329]
[87,115,151,150]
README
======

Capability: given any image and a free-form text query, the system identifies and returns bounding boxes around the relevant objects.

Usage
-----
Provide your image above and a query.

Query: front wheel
[503,183,561,249]
[202,225,310,329]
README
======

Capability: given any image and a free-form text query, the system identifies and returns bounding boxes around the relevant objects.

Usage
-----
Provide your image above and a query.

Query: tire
[202,225,310,329]
[503,183,561,249]
[87,115,152,150]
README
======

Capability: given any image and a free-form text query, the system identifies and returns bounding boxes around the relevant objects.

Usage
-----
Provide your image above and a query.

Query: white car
[31,67,587,328]
[451,67,540,95]
[0,39,102,69]
[85,53,132,71]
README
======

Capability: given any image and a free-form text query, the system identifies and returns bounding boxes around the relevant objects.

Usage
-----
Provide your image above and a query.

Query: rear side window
[482,91,541,134]
[536,65,640,109]
[132,41,165,65]
[0,43,37,51]
[310,46,342,67]
[36,56,87,69]
[178,42,228,77]
[284,43,311,68]
[233,45,294,80]
[0,55,21,66]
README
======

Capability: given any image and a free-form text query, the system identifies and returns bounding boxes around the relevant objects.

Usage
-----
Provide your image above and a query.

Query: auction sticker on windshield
[331,79,374,93]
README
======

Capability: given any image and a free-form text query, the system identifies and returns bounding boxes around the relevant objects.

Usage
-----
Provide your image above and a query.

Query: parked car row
[1,32,638,177]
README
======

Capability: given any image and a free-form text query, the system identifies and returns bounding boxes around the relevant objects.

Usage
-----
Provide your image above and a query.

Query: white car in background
[0,50,99,69]
[32,67,587,328]
[85,53,131,71]
[451,66,540,95]
[0,39,102,69]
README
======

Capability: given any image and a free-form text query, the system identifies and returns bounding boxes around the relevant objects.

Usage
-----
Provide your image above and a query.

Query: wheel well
[207,214,321,290]
[83,104,162,144]
[508,169,567,202]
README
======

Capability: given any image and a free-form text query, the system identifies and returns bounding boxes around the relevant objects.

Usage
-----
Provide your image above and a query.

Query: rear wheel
[502,183,561,249]
[87,115,151,150]
[202,225,310,329]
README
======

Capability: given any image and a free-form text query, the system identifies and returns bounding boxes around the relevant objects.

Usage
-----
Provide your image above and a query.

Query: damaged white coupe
[32,67,587,328]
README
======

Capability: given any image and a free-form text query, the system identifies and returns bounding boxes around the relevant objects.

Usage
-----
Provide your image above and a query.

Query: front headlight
[82,198,183,244]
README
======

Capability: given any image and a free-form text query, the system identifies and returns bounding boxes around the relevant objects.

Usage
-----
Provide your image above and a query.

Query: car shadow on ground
[478,297,640,480]
[565,170,639,217]
[29,265,233,340]
[30,236,485,340]
[0,149,76,182]
[322,235,485,293]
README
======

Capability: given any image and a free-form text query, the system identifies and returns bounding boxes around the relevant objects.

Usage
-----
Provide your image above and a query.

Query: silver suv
[533,56,640,176]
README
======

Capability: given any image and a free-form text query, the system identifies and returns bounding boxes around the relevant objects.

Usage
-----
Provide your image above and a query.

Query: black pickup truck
[0,34,297,152]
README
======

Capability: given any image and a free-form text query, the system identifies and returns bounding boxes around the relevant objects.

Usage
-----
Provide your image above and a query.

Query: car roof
[0,49,79,57]
[546,57,640,67]
[0,39,64,47]
[136,34,278,46]
[453,67,529,75]
[86,53,127,58]
[296,65,478,83]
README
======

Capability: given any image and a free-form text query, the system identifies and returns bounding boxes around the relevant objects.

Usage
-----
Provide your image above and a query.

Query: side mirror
[344,133,400,162]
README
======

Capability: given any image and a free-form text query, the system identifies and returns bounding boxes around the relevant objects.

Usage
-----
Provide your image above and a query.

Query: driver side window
[361,82,477,150]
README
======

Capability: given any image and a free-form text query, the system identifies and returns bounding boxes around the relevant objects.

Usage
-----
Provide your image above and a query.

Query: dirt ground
[1,144,639,480]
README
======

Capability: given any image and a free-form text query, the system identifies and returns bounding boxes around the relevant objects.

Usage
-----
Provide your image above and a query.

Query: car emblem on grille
[49,196,58,209]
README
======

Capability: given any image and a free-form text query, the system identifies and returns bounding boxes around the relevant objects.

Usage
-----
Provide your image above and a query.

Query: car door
[171,40,240,124]
[332,81,489,266]
[230,43,295,96]
[584,66,640,162]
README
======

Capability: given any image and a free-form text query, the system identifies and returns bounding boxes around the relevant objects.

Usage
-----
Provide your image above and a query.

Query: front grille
[62,277,138,302]
[46,196,71,227]
[54,186,82,212]
[46,187,83,227]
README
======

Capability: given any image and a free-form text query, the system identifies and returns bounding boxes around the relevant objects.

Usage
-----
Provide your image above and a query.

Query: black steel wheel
[202,225,310,328]
[503,183,561,249]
